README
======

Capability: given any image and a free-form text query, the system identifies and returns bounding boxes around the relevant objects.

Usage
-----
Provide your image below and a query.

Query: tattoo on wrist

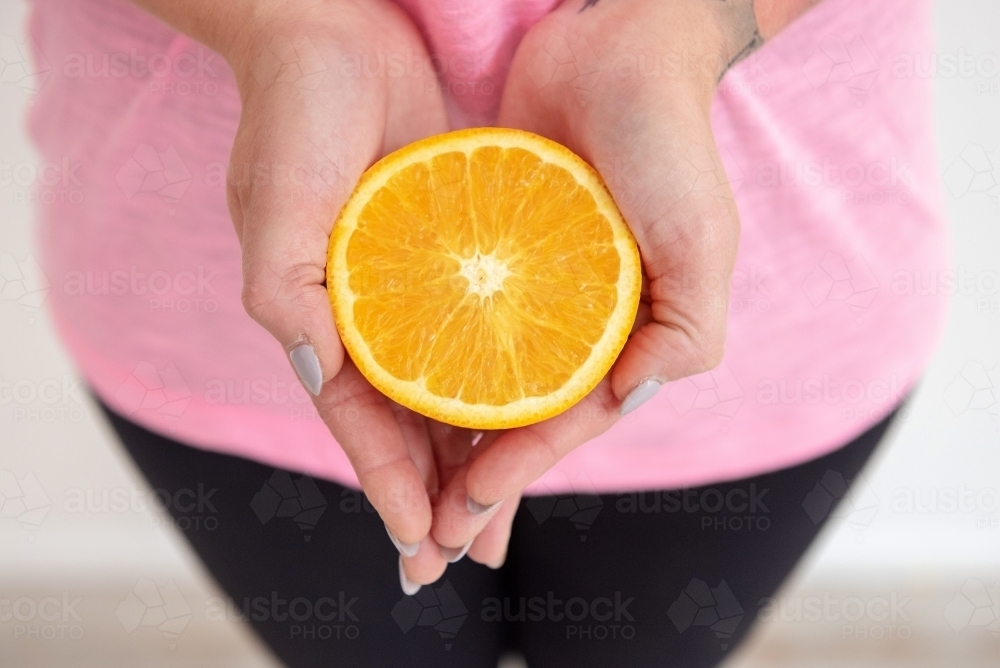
[720,1,763,77]
[578,0,764,79]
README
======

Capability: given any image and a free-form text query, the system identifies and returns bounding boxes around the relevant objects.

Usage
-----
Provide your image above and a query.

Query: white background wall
[1,0,998,666]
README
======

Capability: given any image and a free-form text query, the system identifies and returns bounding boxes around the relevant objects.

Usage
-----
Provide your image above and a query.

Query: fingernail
[440,540,473,563]
[290,344,323,396]
[398,556,420,596]
[466,495,502,516]
[385,524,420,557]
[620,379,661,416]
[488,551,507,570]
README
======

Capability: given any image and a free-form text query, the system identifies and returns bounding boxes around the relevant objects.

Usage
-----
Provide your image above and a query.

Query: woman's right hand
[219,0,452,584]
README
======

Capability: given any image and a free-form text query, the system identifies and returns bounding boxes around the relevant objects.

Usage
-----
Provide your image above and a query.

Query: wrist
[579,0,821,99]
[202,0,380,97]
[221,0,339,93]
[565,0,760,109]
[754,0,821,39]
[127,0,347,93]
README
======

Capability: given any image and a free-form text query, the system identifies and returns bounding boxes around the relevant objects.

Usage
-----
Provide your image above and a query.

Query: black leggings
[99,399,900,668]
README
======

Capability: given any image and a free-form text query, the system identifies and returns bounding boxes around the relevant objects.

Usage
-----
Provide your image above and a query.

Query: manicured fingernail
[620,379,661,416]
[466,495,502,516]
[385,524,420,557]
[290,344,323,396]
[398,556,421,596]
[440,540,473,563]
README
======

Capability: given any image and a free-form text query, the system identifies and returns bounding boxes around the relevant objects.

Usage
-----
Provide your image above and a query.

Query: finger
[427,429,507,550]
[426,420,478,492]
[500,68,739,409]
[428,461,493,550]
[386,409,448,586]
[229,101,380,394]
[632,297,653,334]
[429,427,520,550]
[399,421,473,586]
[316,360,432,544]
[387,403,438,496]
[434,380,618,534]
[588,108,740,404]
[384,410,435,556]
[399,536,448,588]
[231,32,448,397]
[467,493,521,569]
[425,422,504,495]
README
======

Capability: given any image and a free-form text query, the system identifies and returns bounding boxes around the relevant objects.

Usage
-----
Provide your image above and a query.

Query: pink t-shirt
[25,0,949,493]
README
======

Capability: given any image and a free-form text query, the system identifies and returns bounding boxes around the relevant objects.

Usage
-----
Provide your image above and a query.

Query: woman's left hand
[428,0,756,568]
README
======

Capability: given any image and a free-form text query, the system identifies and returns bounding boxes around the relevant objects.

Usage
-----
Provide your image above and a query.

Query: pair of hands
[223,0,748,590]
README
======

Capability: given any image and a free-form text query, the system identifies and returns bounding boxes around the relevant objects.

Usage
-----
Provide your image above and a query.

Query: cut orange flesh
[327,128,641,429]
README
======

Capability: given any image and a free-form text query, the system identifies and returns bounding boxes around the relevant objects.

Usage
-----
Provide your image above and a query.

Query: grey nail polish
[398,556,421,596]
[620,379,662,416]
[466,495,502,516]
[385,524,420,558]
[440,540,473,563]
[290,344,323,396]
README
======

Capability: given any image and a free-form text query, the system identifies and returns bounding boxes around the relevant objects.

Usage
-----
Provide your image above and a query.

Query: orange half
[327,128,641,429]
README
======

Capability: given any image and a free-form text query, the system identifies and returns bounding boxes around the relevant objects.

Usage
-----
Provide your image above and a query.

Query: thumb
[228,117,381,395]
[593,110,740,407]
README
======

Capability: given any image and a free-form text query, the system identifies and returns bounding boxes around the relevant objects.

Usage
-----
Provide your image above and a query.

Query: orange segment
[328,128,641,429]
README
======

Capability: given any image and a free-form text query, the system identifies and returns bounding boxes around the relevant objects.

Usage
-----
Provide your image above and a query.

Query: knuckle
[240,279,273,324]
[691,337,726,374]
[240,261,323,325]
